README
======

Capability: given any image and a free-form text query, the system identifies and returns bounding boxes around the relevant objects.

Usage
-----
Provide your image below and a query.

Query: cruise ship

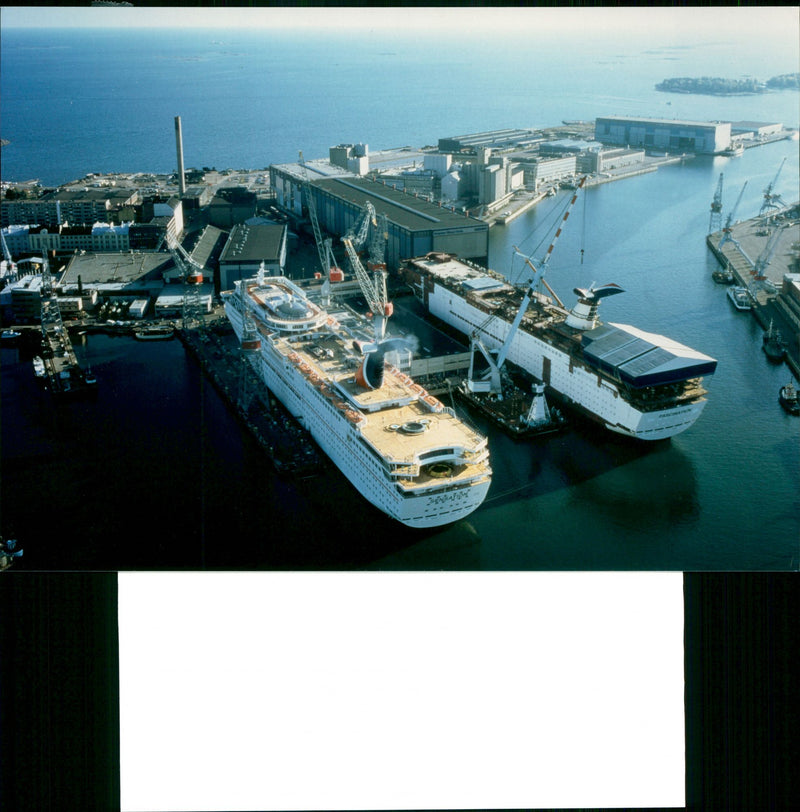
[399,253,718,441]
[222,274,491,528]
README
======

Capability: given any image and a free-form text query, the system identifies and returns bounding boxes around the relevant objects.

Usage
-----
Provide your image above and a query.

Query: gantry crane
[709,173,724,235]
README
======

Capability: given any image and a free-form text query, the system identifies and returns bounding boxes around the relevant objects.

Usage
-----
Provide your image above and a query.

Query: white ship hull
[423,279,710,441]
[225,288,490,528]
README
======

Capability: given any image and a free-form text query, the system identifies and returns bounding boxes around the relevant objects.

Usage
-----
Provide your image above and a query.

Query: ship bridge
[581,322,717,388]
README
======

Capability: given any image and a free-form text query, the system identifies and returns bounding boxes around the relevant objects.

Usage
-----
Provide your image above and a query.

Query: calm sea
[1,27,798,570]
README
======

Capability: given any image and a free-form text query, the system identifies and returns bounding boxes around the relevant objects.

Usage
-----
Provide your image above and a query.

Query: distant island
[656,73,800,95]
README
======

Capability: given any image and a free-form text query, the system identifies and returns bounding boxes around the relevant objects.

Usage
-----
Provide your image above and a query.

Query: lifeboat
[345,410,361,423]
[424,395,442,410]
[241,337,261,351]
[410,384,423,395]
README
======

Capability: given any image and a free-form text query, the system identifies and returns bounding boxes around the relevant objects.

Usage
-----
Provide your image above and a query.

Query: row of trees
[656,73,799,95]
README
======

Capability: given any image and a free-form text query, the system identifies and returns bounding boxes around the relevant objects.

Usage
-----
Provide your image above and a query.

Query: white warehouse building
[594,116,731,154]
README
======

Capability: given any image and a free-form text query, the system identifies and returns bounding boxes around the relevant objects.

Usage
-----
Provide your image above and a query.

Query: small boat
[711,267,734,284]
[722,143,744,157]
[32,356,46,377]
[84,366,98,385]
[762,320,786,363]
[727,286,752,311]
[134,325,175,341]
[1,329,21,341]
[778,382,800,415]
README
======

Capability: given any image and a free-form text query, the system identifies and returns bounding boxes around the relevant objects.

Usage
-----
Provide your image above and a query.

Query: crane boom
[709,172,724,234]
[343,201,392,340]
[760,157,787,216]
[494,177,586,369]
[719,180,748,249]
[752,225,782,280]
[298,151,337,280]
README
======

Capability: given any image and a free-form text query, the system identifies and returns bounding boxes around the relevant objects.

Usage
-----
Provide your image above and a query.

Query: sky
[0,4,797,44]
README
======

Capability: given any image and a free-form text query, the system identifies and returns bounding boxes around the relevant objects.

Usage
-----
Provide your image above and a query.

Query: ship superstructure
[223,274,491,528]
[400,253,717,441]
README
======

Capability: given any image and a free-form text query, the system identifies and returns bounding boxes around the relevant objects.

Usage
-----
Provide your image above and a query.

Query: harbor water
[1,26,798,570]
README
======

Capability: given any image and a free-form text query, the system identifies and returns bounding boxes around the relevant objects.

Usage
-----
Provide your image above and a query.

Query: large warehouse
[594,116,731,154]
[271,162,489,269]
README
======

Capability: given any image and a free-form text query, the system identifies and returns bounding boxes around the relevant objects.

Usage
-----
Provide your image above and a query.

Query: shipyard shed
[59,252,173,306]
[594,116,731,154]
[309,176,489,270]
[218,223,287,291]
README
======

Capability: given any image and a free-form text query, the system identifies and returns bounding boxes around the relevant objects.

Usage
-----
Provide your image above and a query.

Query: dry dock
[178,322,324,477]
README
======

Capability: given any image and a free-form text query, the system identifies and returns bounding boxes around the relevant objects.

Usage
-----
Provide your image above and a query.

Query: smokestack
[174,115,186,196]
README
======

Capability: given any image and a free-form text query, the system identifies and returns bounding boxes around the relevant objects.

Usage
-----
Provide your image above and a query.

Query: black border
[2,572,797,810]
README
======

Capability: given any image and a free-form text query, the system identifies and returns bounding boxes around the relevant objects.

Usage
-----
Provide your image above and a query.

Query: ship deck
[275,331,490,475]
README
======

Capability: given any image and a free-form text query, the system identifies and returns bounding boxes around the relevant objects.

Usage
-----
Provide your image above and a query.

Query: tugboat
[778,381,800,415]
[727,286,752,311]
[762,319,786,363]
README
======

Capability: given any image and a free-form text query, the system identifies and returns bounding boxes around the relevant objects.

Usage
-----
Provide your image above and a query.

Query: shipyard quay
[1,111,798,572]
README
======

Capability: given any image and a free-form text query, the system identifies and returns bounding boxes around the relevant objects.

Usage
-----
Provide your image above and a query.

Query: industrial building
[730,121,785,139]
[270,162,489,269]
[218,223,287,291]
[438,129,541,153]
[153,286,214,318]
[329,143,369,174]
[59,252,173,304]
[594,116,731,154]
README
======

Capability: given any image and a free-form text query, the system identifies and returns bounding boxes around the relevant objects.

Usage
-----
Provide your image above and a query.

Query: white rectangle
[119,572,684,810]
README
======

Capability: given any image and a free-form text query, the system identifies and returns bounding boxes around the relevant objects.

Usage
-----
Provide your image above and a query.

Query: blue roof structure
[581,322,717,388]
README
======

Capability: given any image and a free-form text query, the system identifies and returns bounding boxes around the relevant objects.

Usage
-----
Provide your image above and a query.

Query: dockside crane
[709,173,724,235]
[759,157,787,218]
[165,233,205,329]
[342,201,393,341]
[1,229,18,281]
[298,151,342,285]
[718,180,749,251]
[751,223,783,282]
[466,177,588,397]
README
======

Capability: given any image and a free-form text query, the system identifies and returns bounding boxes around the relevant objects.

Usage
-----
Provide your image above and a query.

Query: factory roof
[189,225,227,269]
[595,115,728,128]
[219,223,286,264]
[272,159,355,184]
[41,188,135,203]
[730,120,783,130]
[62,252,173,285]
[314,176,484,233]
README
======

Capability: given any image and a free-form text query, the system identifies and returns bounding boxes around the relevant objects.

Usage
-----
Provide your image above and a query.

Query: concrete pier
[707,203,800,377]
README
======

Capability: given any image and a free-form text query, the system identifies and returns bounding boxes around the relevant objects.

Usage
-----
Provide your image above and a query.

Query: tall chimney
[174,115,186,196]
